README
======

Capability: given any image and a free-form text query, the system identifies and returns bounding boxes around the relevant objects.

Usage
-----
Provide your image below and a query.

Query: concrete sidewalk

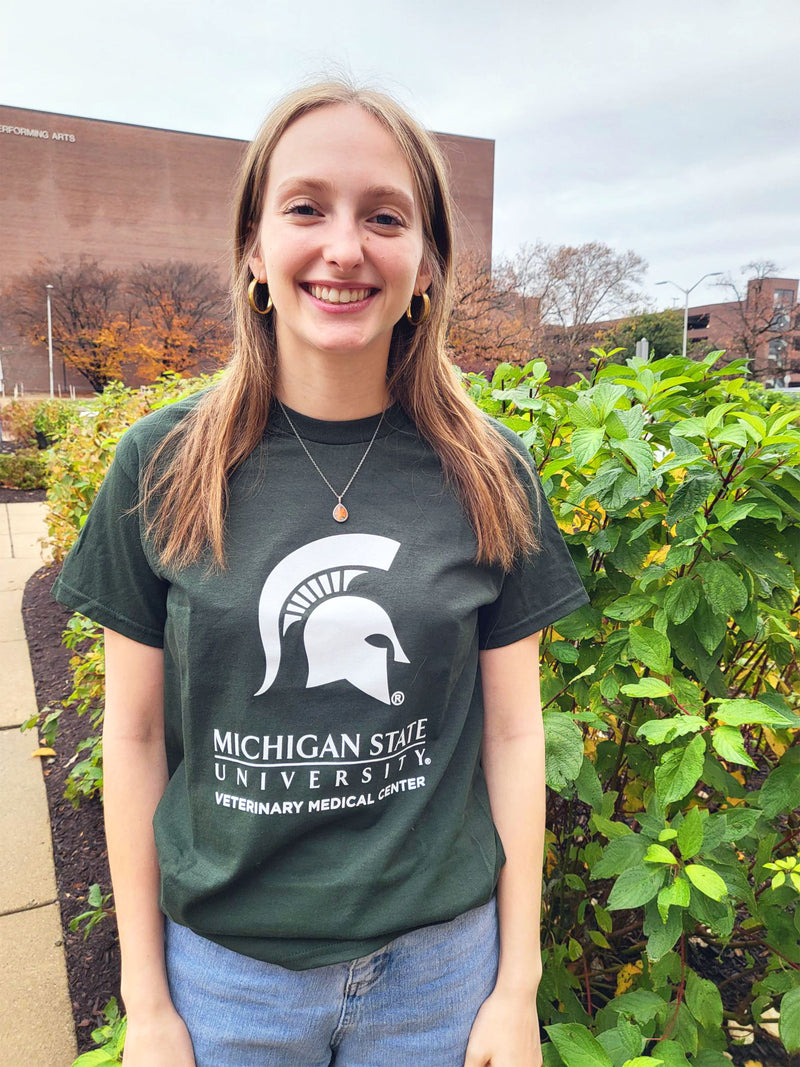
[0,502,76,1065]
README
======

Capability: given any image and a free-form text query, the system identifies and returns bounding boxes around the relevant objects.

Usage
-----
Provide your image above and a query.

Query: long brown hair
[143,80,537,571]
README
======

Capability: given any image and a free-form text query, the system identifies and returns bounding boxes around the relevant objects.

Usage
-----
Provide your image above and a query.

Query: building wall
[545,277,800,388]
[685,277,800,387]
[0,106,494,393]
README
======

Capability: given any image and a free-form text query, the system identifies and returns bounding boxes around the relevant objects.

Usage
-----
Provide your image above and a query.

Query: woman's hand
[464,988,543,1067]
[122,1003,196,1066]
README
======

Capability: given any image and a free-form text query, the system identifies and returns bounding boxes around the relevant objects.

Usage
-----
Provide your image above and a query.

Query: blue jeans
[165,898,498,1066]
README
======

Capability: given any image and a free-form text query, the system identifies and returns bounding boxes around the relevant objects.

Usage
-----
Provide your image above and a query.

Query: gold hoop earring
[405,291,431,326]
[248,278,273,315]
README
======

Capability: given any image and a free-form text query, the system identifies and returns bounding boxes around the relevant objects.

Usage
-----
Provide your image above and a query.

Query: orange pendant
[333,503,349,522]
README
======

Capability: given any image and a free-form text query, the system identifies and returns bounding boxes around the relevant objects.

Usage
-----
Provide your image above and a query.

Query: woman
[53,81,588,1066]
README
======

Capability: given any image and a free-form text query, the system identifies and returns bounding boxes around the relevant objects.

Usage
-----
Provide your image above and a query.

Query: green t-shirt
[52,395,588,970]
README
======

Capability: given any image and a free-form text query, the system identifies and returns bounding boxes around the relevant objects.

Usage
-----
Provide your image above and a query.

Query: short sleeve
[478,430,589,649]
[51,430,169,647]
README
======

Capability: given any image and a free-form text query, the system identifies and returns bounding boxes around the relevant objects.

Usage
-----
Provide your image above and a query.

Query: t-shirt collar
[269,399,412,445]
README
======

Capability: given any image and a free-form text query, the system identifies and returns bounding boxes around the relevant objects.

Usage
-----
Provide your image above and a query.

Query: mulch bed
[0,488,47,503]
[19,547,796,1064]
[22,562,119,1055]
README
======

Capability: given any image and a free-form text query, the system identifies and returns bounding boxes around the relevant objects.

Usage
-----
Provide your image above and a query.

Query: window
[768,338,788,363]
[773,288,794,308]
[687,313,710,330]
[770,311,791,331]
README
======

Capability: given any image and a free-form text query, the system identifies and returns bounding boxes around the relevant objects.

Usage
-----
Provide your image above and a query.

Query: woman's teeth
[308,285,371,304]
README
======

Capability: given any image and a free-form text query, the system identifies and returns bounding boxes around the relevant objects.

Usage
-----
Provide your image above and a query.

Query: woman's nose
[322,216,365,273]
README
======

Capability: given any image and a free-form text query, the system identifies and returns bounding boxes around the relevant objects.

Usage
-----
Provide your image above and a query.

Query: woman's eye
[372,213,402,227]
[288,203,319,217]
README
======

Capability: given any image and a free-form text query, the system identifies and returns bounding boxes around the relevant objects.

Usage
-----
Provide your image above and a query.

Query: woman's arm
[103,628,195,1065]
[465,630,545,1067]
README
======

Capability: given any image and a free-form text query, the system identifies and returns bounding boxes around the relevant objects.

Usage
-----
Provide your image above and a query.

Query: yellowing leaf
[763,728,788,758]
[31,747,56,758]
[616,961,643,996]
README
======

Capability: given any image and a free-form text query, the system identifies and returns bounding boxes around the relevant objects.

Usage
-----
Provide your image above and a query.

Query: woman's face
[249,103,431,369]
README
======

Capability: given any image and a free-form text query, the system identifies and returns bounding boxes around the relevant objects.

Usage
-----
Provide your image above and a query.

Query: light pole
[656,272,723,359]
[45,284,55,398]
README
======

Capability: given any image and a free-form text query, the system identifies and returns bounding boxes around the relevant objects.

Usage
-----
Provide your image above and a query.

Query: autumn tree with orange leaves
[4,257,229,391]
[447,252,539,373]
[126,260,229,376]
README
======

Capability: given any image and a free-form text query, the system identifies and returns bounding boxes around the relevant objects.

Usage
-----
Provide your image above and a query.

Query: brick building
[0,105,494,393]
[683,276,800,388]
[539,275,800,387]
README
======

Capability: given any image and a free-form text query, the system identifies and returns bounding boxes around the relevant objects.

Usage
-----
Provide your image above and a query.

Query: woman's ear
[415,259,433,296]
[249,250,266,284]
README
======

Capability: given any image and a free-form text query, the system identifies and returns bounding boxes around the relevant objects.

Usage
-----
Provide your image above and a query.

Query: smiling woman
[51,79,588,1067]
[247,103,431,388]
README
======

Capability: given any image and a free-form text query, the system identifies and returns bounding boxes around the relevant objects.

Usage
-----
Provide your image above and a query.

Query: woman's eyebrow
[362,185,416,216]
[273,177,333,199]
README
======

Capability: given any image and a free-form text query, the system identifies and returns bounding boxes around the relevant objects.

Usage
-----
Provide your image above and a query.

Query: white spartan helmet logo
[255,534,409,705]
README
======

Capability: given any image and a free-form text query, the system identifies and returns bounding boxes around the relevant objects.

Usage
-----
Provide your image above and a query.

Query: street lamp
[656,272,723,359]
[45,284,55,398]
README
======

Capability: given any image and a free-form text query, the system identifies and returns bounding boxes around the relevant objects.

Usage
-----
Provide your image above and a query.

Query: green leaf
[637,715,706,745]
[643,897,683,960]
[622,677,672,698]
[711,725,758,768]
[571,427,605,468]
[545,1023,613,1067]
[605,595,653,622]
[685,864,728,901]
[670,675,704,714]
[548,640,580,664]
[643,1040,690,1067]
[620,1059,664,1067]
[663,578,700,625]
[575,755,603,811]
[543,711,585,792]
[644,844,678,865]
[608,989,667,1024]
[592,835,649,879]
[71,1052,118,1067]
[780,985,800,1054]
[592,814,635,840]
[677,807,704,860]
[713,698,791,727]
[654,734,705,804]
[619,438,654,478]
[698,561,747,616]
[722,807,761,841]
[666,472,717,524]
[597,1014,645,1063]
[607,864,668,911]
[757,763,800,819]
[685,969,723,1029]
[628,626,671,673]
[657,876,691,921]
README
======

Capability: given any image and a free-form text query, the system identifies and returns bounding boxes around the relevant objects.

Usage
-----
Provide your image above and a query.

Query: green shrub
[33,398,78,443]
[464,349,800,1063]
[37,354,800,1064]
[45,374,216,563]
[1,399,38,446]
[0,447,48,489]
[71,997,125,1066]
[0,397,77,447]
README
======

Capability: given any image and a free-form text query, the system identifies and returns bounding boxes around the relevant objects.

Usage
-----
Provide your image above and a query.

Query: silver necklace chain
[277,399,386,523]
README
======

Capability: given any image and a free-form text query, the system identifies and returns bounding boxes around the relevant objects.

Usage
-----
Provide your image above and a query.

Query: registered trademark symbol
[425,758,431,765]
[391,691,405,705]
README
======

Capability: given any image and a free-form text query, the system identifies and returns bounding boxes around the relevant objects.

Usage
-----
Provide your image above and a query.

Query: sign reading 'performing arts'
[1,125,76,142]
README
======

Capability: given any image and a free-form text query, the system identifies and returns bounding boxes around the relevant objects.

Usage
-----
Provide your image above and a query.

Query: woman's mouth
[301,283,378,306]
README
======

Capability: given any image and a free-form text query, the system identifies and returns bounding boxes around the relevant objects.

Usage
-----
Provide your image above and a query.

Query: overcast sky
[3,0,798,310]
